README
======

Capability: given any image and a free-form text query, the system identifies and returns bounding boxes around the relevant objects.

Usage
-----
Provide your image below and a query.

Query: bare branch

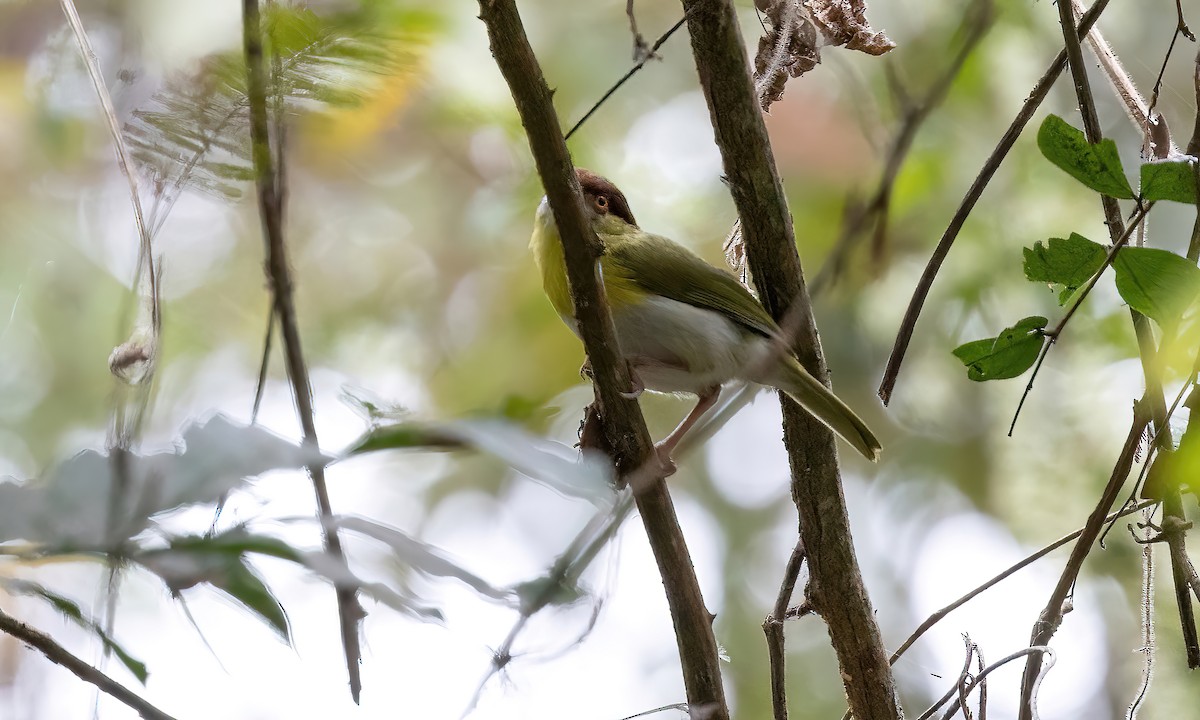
[564,14,689,141]
[241,0,365,701]
[763,538,806,720]
[0,607,176,720]
[1018,401,1151,720]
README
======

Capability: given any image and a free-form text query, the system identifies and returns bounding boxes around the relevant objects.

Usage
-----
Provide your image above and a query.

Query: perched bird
[530,168,881,469]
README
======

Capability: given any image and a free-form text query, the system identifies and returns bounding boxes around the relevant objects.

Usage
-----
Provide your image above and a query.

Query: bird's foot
[653,441,677,478]
[619,361,644,399]
[579,359,594,381]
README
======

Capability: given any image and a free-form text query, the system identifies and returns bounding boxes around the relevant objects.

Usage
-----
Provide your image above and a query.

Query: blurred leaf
[125,5,435,199]
[298,550,443,621]
[511,574,586,616]
[349,419,616,507]
[1023,233,1107,305]
[1113,247,1200,327]
[137,531,291,643]
[335,516,515,604]
[349,423,464,453]
[0,414,322,548]
[1037,114,1134,199]
[1141,160,1199,203]
[0,578,148,683]
[953,316,1048,381]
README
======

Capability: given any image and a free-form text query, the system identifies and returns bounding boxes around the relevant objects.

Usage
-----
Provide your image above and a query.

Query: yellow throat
[530,197,574,320]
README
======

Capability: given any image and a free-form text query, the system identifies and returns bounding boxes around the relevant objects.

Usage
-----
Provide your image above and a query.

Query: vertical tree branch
[678,1,901,718]
[476,2,729,716]
[241,0,365,702]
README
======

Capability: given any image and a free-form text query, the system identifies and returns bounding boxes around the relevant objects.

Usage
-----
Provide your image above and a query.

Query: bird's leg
[654,385,721,475]
[581,358,644,399]
[620,359,644,399]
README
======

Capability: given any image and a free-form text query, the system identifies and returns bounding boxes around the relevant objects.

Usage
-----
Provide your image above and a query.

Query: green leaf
[1023,233,1107,304]
[1113,247,1200,326]
[1037,115,1135,199]
[1141,160,1199,203]
[0,579,149,683]
[348,423,464,454]
[137,531,292,643]
[952,316,1048,381]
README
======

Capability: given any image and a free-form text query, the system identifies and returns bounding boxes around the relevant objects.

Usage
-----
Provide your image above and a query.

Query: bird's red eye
[594,195,608,212]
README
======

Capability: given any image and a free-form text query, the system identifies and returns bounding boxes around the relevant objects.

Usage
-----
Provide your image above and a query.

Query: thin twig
[1018,401,1152,720]
[1127,507,1156,720]
[1008,203,1152,434]
[241,0,365,702]
[60,0,163,693]
[883,499,1155,667]
[59,0,159,340]
[0,607,176,720]
[477,2,729,717]
[251,306,275,424]
[877,0,1113,404]
[625,0,657,62]
[763,538,806,720]
[922,648,1055,720]
[563,15,688,141]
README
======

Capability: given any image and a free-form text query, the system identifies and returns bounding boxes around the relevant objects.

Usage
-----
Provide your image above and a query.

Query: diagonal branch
[0,607,176,720]
[678,0,900,718]
[476,2,728,716]
[1017,401,1151,720]
[241,0,366,702]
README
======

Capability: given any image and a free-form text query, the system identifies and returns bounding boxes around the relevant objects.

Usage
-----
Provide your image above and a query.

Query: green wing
[603,230,780,338]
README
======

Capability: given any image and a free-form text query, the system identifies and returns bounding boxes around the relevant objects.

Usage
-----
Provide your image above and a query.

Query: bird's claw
[653,442,677,478]
[620,361,645,399]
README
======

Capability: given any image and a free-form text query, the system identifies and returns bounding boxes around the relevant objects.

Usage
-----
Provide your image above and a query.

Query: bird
[530,168,881,471]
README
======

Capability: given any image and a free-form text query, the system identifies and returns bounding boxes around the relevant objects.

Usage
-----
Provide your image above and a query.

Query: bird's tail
[765,356,882,462]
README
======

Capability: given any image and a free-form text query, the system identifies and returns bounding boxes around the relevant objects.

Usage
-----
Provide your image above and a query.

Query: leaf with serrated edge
[1023,233,1107,305]
[1037,114,1134,199]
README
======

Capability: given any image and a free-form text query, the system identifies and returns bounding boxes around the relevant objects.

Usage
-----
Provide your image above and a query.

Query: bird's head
[535,169,639,236]
[576,169,638,233]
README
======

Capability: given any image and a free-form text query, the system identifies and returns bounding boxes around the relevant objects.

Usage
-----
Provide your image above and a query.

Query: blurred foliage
[1,0,1200,719]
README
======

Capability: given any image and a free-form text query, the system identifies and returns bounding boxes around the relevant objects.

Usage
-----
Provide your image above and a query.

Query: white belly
[608,296,759,394]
